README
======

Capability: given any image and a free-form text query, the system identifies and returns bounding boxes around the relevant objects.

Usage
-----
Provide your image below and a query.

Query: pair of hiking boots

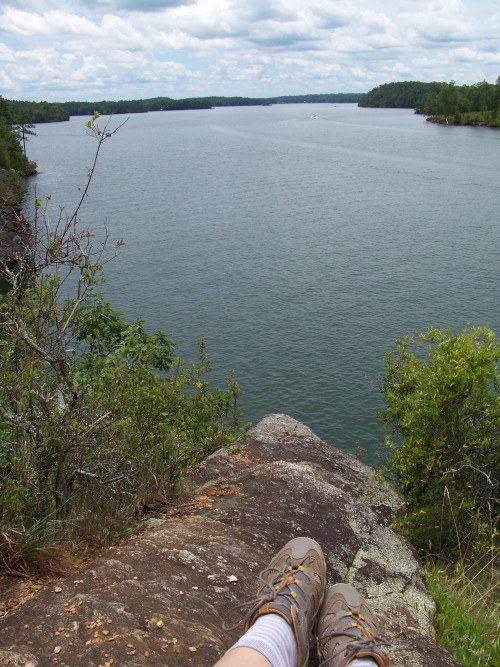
[231,537,390,667]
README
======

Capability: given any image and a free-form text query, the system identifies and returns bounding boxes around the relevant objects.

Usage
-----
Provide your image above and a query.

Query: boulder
[0,415,460,666]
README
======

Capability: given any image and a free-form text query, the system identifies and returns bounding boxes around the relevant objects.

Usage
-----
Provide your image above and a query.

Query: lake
[26,104,500,464]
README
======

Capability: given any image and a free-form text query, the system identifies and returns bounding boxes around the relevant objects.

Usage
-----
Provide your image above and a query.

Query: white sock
[351,659,378,667]
[226,614,298,667]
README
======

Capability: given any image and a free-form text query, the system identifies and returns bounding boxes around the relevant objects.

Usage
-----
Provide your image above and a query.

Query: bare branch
[11,317,57,365]
[69,115,129,229]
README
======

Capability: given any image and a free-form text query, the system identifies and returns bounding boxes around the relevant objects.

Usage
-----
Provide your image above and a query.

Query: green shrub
[380,326,499,560]
[0,116,244,559]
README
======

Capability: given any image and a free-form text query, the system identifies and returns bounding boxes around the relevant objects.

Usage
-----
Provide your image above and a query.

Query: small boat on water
[310,114,319,119]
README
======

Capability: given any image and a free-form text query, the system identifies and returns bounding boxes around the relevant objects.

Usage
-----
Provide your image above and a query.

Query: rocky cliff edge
[0,414,460,667]
[0,168,28,265]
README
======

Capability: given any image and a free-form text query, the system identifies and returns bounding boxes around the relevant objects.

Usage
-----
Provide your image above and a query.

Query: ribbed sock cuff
[226,614,298,667]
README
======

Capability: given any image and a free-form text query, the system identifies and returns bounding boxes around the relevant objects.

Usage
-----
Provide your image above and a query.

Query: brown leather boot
[316,583,390,667]
[225,537,327,667]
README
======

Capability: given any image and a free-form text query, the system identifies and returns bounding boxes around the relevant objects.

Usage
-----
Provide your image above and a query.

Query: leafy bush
[379,326,499,560]
[0,115,244,560]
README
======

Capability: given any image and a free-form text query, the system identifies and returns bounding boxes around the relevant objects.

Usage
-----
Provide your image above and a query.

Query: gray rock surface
[0,414,460,666]
[0,168,28,265]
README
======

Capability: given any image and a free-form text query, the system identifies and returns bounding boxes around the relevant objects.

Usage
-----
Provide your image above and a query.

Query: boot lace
[318,615,391,666]
[223,563,309,631]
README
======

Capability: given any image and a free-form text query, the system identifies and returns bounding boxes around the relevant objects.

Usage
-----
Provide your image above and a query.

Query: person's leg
[216,536,327,667]
[216,613,298,667]
[214,646,272,667]
[316,583,390,667]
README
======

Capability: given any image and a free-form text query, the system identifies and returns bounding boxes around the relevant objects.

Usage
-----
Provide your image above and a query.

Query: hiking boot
[225,537,326,667]
[316,583,390,667]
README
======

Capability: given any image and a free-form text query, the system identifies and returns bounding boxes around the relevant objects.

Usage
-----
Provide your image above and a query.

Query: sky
[1,0,499,102]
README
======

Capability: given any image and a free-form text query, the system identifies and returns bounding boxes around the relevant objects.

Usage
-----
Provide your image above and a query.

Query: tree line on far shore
[2,93,363,124]
[4,78,500,127]
[359,78,500,126]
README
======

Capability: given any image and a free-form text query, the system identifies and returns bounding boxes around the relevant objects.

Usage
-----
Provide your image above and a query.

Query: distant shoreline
[5,94,364,124]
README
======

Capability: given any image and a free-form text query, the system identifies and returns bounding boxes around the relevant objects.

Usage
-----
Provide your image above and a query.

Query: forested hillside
[5,99,69,123]
[417,78,500,125]
[358,81,443,108]
[360,78,500,126]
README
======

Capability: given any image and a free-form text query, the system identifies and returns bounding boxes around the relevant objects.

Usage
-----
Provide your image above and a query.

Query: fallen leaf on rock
[54,586,62,593]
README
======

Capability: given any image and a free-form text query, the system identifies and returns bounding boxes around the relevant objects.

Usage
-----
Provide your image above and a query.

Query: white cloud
[401,0,491,44]
[2,8,102,37]
[0,0,499,101]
